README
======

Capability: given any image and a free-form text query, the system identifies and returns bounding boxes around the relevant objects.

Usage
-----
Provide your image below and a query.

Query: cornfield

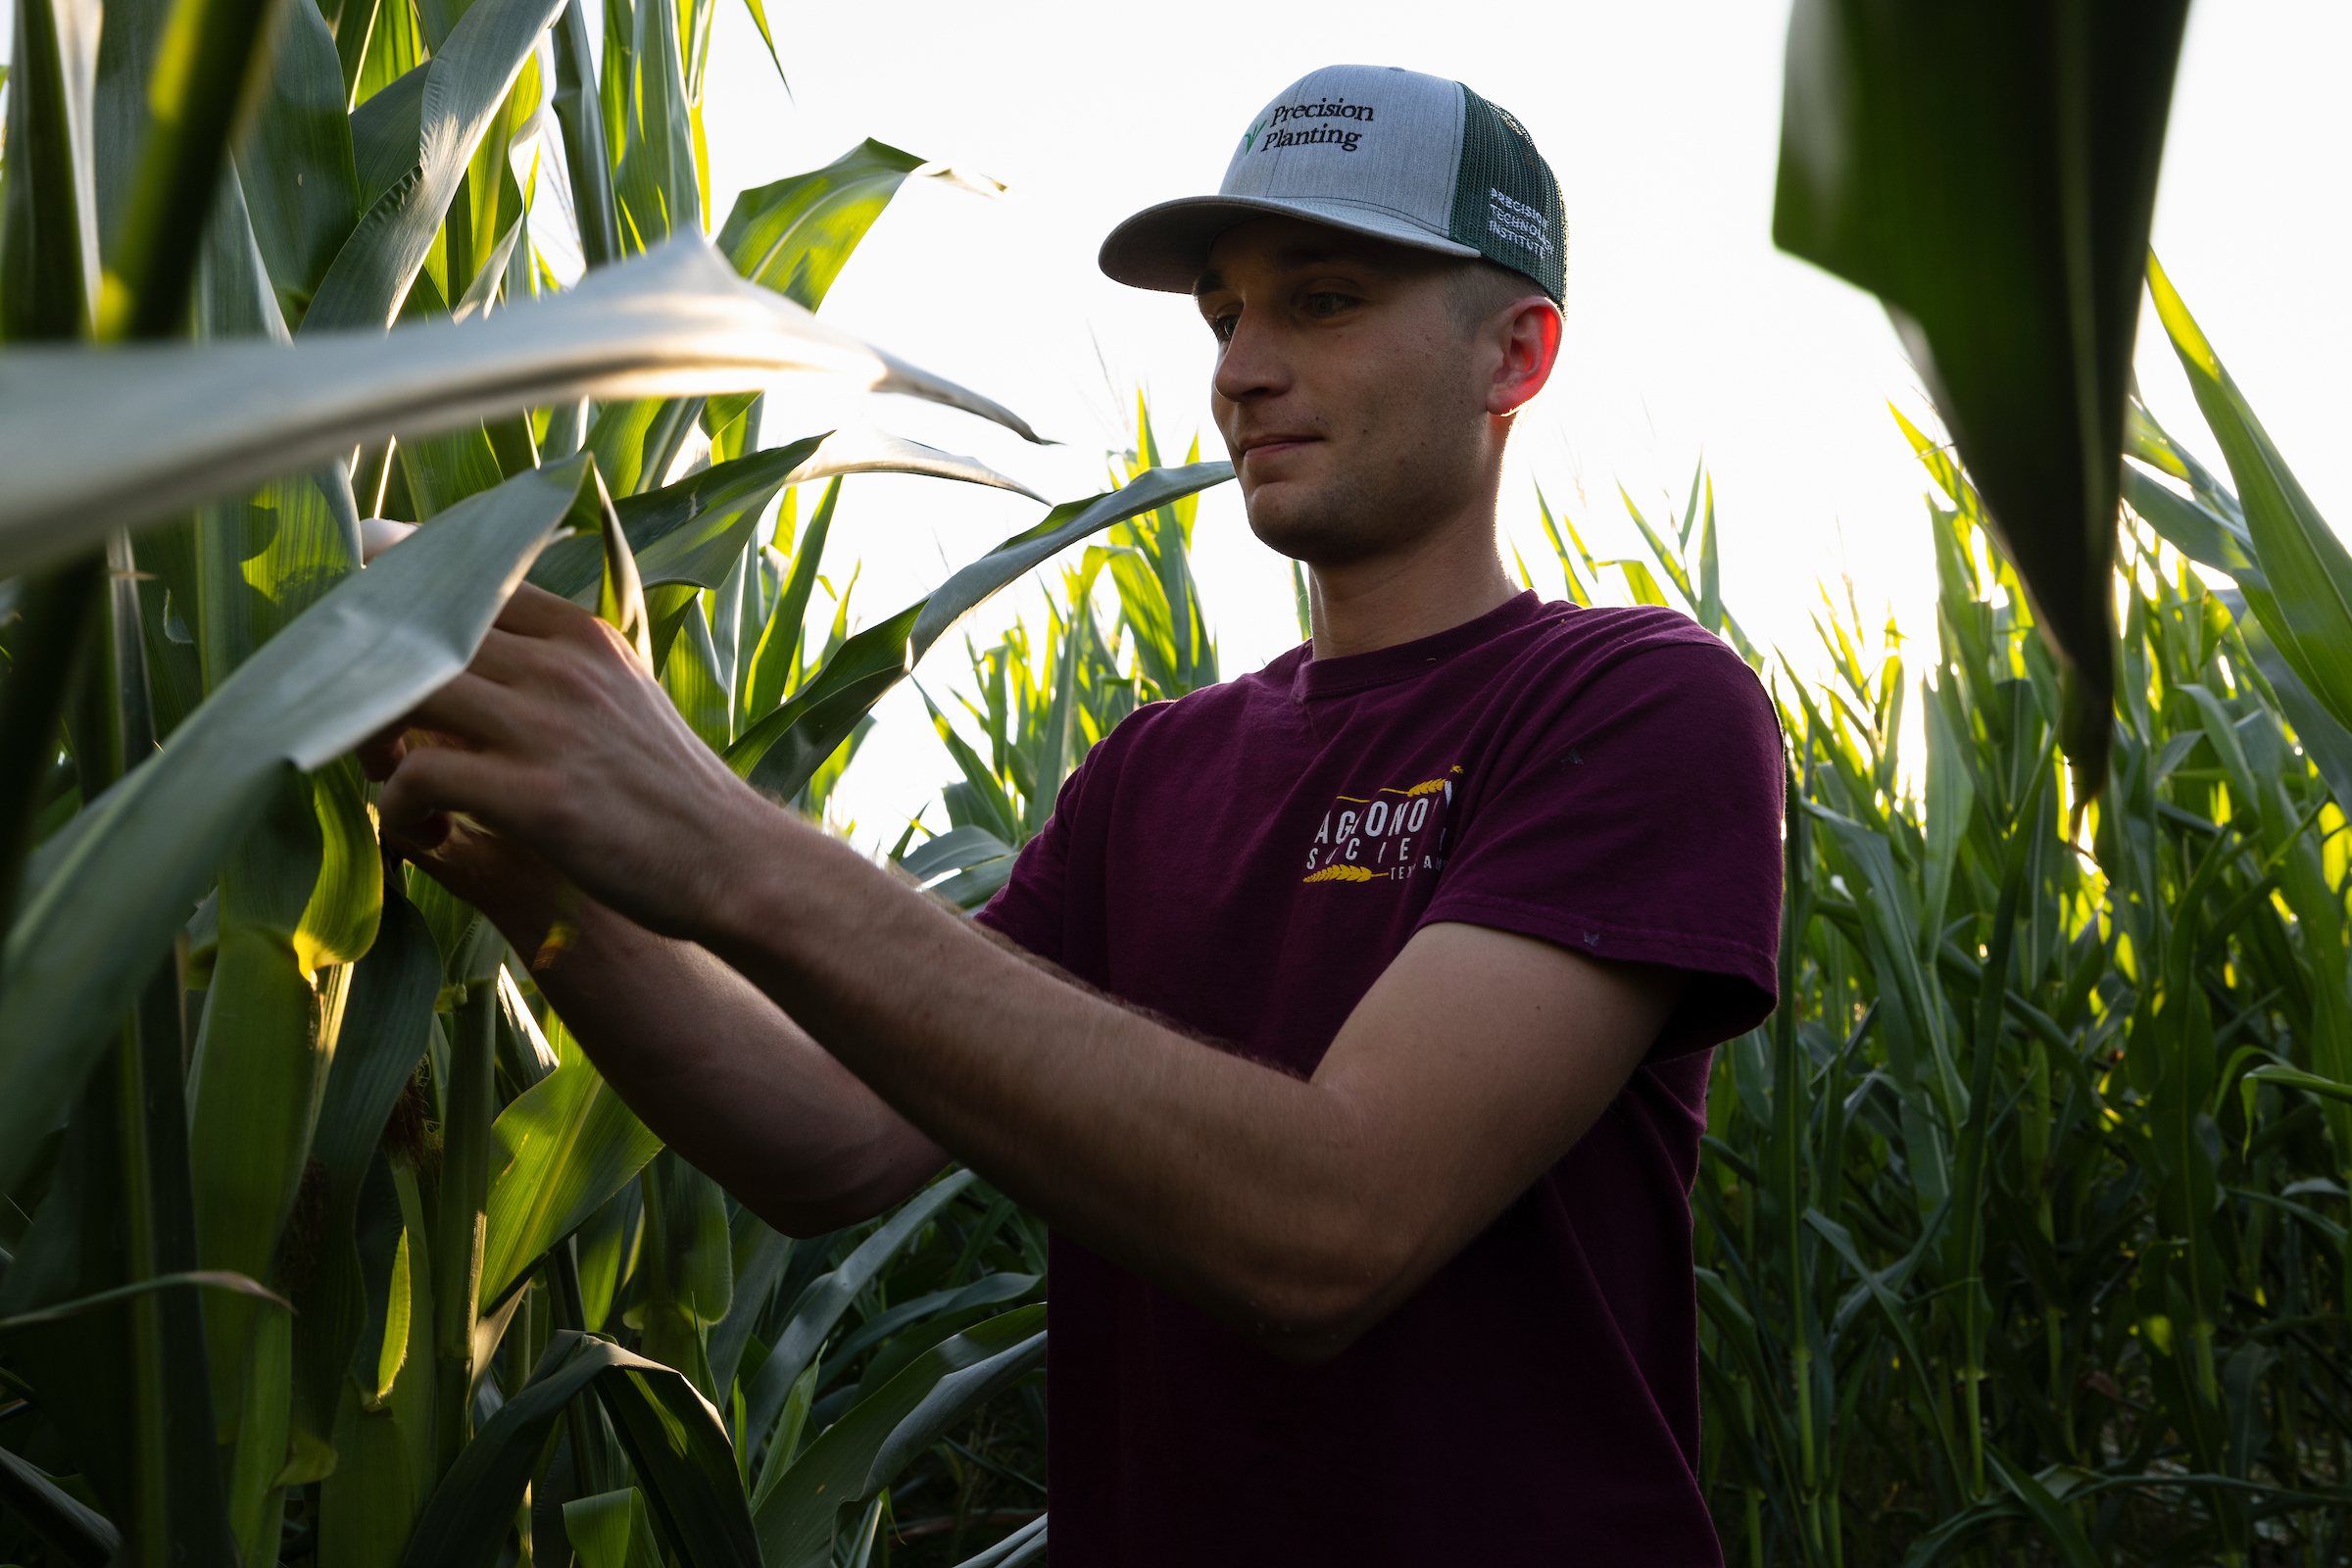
[6,1,2352,1566]
[0,3,1219,1565]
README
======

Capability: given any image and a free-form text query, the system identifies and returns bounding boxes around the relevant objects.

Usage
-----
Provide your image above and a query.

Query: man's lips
[1238,436,1317,466]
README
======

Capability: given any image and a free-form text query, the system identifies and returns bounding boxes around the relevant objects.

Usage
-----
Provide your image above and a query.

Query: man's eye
[1205,312,1238,343]
[1303,291,1355,318]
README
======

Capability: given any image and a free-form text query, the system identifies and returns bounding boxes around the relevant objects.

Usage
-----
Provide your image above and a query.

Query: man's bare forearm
[480,878,950,1236]
[693,808,1384,1354]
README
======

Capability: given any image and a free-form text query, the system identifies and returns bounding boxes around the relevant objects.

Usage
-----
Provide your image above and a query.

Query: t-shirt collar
[1287,588,1549,701]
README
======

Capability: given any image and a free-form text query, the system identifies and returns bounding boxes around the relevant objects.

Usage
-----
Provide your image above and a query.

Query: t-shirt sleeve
[970,749,1098,969]
[1412,638,1785,1063]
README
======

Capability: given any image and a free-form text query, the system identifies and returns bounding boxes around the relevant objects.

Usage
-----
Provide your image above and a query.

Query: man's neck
[1303,513,1520,662]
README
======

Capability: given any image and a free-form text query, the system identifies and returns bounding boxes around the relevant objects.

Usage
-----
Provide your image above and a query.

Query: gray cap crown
[1100,64,1567,306]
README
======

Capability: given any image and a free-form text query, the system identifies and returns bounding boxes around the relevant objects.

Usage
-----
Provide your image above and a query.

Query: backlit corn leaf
[729,460,1232,799]
[0,1444,119,1567]
[528,426,1041,604]
[0,457,610,1200]
[400,1332,759,1568]
[0,0,100,338]
[2146,255,2352,734]
[0,233,1043,576]
[302,0,566,333]
[1773,0,2194,789]
[477,1030,665,1308]
[753,1305,1045,1568]
[740,1171,976,1462]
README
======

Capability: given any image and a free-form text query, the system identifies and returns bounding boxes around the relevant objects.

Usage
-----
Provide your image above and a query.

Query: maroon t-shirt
[973,589,1783,1565]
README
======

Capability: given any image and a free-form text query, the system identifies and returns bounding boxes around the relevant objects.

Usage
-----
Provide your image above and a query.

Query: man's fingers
[357,723,409,782]
[403,670,524,746]
[359,516,416,564]
[494,581,601,640]
[379,742,513,842]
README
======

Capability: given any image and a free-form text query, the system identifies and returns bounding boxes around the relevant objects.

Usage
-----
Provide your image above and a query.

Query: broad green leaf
[0,233,1042,575]
[304,0,566,331]
[663,603,734,749]
[741,1171,976,1466]
[2148,254,2352,735]
[754,1305,1046,1568]
[234,0,363,324]
[287,882,440,1469]
[530,427,1038,604]
[477,1033,664,1307]
[1773,0,2193,788]
[703,138,1002,433]
[718,138,998,313]
[185,767,360,1422]
[564,1487,667,1568]
[551,0,621,269]
[0,1445,121,1565]
[728,462,1232,799]
[0,458,608,1200]
[947,1516,1048,1568]
[91,0,281,340]
[401,1332,760,1568]
[631,1150,736,1392]
[0,0,101,338]
[609,0,699,252]
[353,0,425,107]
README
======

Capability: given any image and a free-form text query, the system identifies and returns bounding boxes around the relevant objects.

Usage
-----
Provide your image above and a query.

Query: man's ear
[1487,298,1562,417]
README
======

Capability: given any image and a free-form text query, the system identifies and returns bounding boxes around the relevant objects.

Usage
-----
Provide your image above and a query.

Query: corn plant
[901,400,1222,907]
[1558,274,2351,1562]
[1774,0,2195,786]
[0,4,1228,1566]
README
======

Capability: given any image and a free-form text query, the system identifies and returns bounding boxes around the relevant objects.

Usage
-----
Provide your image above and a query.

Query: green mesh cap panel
[1448,86,1568,304]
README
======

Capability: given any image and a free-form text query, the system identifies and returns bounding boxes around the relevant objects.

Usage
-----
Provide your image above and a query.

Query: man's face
[1193,217,1502,566]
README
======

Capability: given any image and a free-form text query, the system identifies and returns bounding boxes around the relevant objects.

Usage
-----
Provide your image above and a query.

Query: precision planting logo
[1249,95,1375,154]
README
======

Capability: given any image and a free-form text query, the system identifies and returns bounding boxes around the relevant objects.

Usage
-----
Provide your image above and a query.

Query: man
[373,63,1783,1565]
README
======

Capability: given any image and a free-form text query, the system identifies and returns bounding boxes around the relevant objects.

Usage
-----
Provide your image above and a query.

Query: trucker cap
[1099,64,1567,306]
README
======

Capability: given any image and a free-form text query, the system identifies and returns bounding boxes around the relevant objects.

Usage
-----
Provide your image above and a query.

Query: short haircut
[1447,258,1546,335]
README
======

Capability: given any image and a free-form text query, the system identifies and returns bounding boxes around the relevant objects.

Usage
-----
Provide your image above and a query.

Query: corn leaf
[235,0,363,325]
[2147,255,2352,736]
[0,0,100,337]
[1772,0,2193,788]
[0,457,609,1200]
[400,1331,759,1568]
[753,1304,1046,1568]
[477,1038,665,1308]
[728,461,1232,800]
[0,233,1042,576]
[303,0,567,332]
[529,427,1039,604]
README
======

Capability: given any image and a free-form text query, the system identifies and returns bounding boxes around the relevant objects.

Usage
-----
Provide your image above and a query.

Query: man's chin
[1244,489,1376,566]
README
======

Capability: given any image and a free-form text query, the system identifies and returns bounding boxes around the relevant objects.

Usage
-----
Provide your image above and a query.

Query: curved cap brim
[1099,194,1481,294]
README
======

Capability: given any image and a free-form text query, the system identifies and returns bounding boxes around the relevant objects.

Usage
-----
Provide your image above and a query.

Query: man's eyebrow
[1194,246,1386,300]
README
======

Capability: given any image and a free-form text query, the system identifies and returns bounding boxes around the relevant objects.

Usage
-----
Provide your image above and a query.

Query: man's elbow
[747,1152,954,1241]
[1233,1231,1411,1366]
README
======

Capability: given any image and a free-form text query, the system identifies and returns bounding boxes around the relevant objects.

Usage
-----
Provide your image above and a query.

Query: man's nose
[1211,309,1289,406]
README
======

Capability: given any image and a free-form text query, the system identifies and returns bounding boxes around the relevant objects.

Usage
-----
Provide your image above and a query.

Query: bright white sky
[688,0,2352,849]
[7,2,2344,852]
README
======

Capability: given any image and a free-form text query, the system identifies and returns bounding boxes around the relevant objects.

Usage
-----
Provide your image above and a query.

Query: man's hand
[372,575,771,941]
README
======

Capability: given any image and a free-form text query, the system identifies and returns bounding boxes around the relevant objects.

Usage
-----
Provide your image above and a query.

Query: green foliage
[0,4,1222,1564]
[1578,399,2349,1558]
[1775,0,2195,791]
